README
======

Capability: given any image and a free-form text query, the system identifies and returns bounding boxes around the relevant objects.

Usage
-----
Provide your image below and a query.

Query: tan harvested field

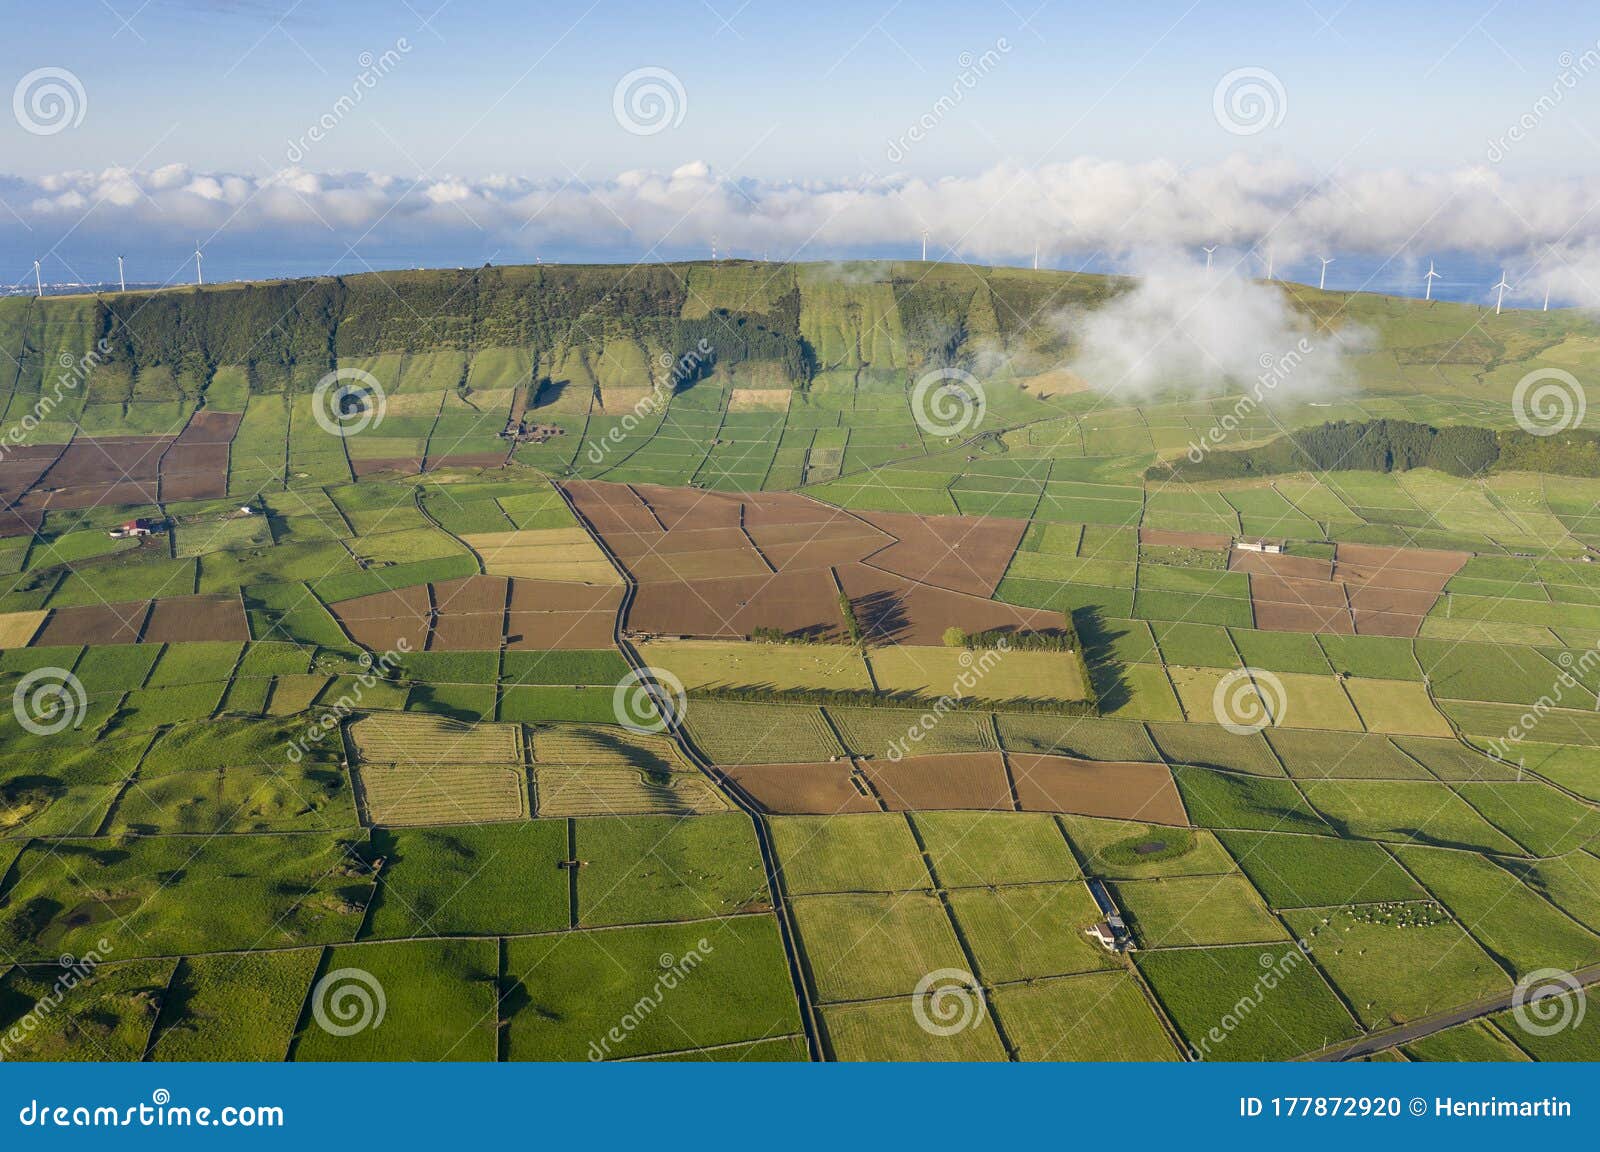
[724,762,881,814]
[351,456,422,477]
[639,638,873,692]
[728,388,792,412]
[855,509,1027,597]
[331,577,617,652]
[1008,754,1188,825]
[0,610,47,647]
[533,765,728,816]
[861,752,1015,811]
[350,712,521,765]
[32,601,150,645]
[628,547,772,582]
[461,527,620,584]
[423,451,511,472]
[358,765,526,825]
[866,645,1087,703]
[144,593,250,643]
[530,724,682,771]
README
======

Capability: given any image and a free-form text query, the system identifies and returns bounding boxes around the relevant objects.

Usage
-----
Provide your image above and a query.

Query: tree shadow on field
[1074,608,1131,713]
[852,589,909,643]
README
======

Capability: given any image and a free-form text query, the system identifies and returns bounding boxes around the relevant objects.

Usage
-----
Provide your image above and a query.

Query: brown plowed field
[345,616,431,653]
[20,478,162,510]
[1333,563,1452,591]
[1253,601,1354,633]
[629,571,845,640]
[1242,542,1464,639]
[724,762,881,814]
[860,751,1014,811]
[1336,543,1469,575]
[564,479,661,533]
[838,563,1061,646]
[1352,610,1428,637]
[1007,754,1187,825]
[32,601,150,645]
[144,593,249,642]
[0,508,44,539]
[628,547,772,582]
[855,509,1026,596]
[335,586,432,621]
[1250,575,1350,608]
[1229,551,1333,580]
[429,612,506,650]
[175,411,243,443]
[634,483,742,529]
[507,580,621,613]
[159,470,228,501]
[1140,528,1234,550]
[432,575,508,615]
[505,610,617,649]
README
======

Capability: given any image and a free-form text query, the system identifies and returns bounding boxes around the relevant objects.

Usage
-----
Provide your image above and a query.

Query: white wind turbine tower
[194,247,204,286]
[1032,241,1039,272]
[921,229,929,262]
[1424,260,1441,301]
[1202,245,1217,273]
[1493,270,1511,315]
[1544,279,1552,312]
[117,255,126,293]
[33,260,43,298]
[1319,257,1334,291]
[1262,247,1274,281]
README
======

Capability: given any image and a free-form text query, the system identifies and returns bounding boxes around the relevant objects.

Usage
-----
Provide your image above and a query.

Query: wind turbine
[1032,241,1039,272]
[1424,260,1441,301]
[1202,245,1217,273]
[921,229,929,262]
[1262,247,1274,281]
[194,246,204,286]
[710,236,717,263]
[1544,279,1552,312]
[32,260,42,298]
[117,255,126,293]
[1493,270,1511,315]
[1318,257,1334,291]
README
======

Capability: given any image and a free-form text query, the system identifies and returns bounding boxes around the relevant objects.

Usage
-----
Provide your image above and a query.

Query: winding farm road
[1309,963,1600,1061]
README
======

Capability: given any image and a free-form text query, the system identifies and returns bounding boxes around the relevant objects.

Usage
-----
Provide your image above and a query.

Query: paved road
[1311,963,1600,1061]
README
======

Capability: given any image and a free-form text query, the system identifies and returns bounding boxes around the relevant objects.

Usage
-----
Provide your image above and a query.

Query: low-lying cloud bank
[6,157,1600,304]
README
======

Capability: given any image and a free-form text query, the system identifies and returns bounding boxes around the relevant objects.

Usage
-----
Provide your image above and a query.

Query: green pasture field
[914,811,1080,887]
[1299,779,1524,854]
[148,950,322,1062]
[771,814,931,894]
[576,814,770,927]
[1112,874,1288,947]
[1136,944,1360,1061]
[1059,816,1236,879]
[993,973,1180,1061]
[948,883,1120,981]
[791,891,967,1002]
[1216,830,1425,908]
[1288,902,1508,1028]
[821,997,1008,1062]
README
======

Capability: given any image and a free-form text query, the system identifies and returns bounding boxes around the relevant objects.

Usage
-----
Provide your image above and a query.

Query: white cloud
[8,157,1600,303]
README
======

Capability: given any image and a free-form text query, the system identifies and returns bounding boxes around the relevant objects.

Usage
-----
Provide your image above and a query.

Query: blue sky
[8,0,1598,178]
[5,1,1600,294]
